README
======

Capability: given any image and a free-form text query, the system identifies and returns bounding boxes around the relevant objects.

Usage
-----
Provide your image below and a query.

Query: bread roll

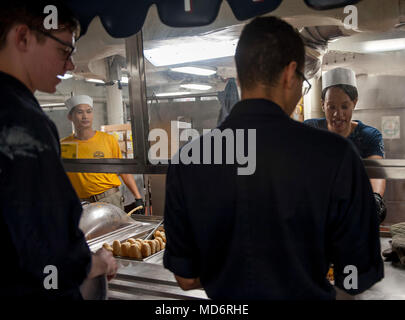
[160,232,166,243]
[127,238,136,244]
[135,239,143,246]
[153,239,161,252]
[112,240,121,256]
[102,243,114,253]
[160,240,166,249]
[147,240,156,254]
[129,244,143,259]
[141,242,151,257]
[155,236,164,248]
[154,230,162,238]
[121,242,131,257]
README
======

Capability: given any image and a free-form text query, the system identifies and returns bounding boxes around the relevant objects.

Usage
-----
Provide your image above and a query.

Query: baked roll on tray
[103,234,165,260]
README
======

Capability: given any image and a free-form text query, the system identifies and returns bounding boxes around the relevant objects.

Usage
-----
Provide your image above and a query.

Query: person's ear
[284,61,298,90]
[352,98,358,109]
[13,25,32,53]
[321,100,325,112]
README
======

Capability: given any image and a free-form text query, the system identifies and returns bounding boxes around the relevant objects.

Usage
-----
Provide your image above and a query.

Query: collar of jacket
[0,71,38,107]
[227,98,289,120]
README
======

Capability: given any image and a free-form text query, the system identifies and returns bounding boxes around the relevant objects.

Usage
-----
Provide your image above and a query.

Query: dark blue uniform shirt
[163,99,383,300]
[0,71,91,298]
[304,118,384,158]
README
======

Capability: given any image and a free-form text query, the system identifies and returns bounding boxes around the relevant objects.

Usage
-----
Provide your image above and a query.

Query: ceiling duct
[300,25,350,79]
[107,55,127,82]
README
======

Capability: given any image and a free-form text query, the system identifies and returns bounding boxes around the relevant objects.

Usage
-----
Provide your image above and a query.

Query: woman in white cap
[305,67,386,223]
[61,95,144,213]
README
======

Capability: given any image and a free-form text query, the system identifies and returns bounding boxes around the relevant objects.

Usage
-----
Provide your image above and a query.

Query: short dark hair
[0,1,79,50]
[321,84,358,102]
[235,16,305,90]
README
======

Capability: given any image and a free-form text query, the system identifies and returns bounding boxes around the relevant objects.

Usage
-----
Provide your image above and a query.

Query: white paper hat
[322,67,357,90]
[65,95,93,113]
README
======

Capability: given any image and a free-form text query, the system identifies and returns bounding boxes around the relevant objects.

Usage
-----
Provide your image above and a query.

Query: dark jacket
[163,98,383,300]
[0,71,91,299]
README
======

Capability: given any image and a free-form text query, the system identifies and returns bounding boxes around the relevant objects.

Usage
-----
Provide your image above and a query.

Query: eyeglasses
[296,70,312,96]
[35,29,76,63]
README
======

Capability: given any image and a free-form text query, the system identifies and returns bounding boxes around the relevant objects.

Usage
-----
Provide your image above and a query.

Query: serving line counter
[106,236,404,300]
[336,237,405,300]
[107,259,207,300]
[81,204,403,300]
[84,212,208,300]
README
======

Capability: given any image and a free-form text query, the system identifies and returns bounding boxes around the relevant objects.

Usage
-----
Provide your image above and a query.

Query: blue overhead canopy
[66,0,362,38]
[304,0,361,10]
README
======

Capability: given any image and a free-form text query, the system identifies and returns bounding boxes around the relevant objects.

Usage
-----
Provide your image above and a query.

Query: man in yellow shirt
[61,95,144,213]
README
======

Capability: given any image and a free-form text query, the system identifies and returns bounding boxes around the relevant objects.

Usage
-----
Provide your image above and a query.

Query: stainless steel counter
[107,257,208,300]
[107,236,404,300]
[90,215,207,300]
[337,237,405,300]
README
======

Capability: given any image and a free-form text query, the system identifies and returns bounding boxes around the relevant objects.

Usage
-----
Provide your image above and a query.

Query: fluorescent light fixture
[85,78,105,84]
[57,73,73,80]
[144,39,238,66]
[171,66,217,76]
[362,38,405,53]
[40,103,66,107]
[155,92,191,97]
[180,84,212,90]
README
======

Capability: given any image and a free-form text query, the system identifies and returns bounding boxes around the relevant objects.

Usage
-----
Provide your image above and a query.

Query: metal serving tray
[113,248,164,263]
[87,215,165,262]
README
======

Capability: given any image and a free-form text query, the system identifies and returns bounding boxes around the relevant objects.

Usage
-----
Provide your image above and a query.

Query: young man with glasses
[163,16,383,299]
[0,1,117,298]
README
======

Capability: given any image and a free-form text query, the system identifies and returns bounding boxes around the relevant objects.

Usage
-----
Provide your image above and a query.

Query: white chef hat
[322,67,357,90]
[65,95,93,113]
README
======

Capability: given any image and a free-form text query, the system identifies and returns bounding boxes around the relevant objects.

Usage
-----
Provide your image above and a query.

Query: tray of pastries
[102,228,166,261]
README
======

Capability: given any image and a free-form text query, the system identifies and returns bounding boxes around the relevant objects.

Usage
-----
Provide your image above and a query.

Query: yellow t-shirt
[61,131,122,198]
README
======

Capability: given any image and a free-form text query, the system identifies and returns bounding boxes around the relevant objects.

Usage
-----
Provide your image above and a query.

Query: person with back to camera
[163,16,384,300]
